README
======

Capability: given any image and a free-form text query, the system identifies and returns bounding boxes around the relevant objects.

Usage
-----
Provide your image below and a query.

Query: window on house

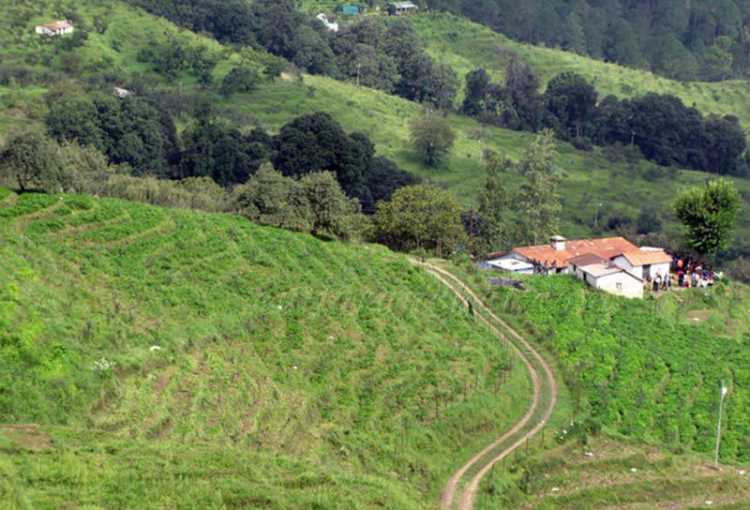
[616,282,623,291]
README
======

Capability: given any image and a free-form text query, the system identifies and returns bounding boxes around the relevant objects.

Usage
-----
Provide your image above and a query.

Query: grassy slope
[0,189,534,508]
[1,0,749,252]
[477,434,750,509]
[447,261,750,466]
[413,13,750,130]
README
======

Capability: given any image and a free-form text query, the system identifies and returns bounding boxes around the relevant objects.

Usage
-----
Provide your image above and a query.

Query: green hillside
[3,0,750,258]
[477,434,750,509]
[413,13,750,130]
[0,189,532,508]
[445,261,750,466]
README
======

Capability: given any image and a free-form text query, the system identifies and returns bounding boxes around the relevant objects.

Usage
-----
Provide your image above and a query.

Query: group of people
[647,255,718,293]
[650,272,672,292]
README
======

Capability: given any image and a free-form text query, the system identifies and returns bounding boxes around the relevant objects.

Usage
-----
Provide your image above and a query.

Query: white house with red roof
[35,20,74,37]
[487,235,671,299]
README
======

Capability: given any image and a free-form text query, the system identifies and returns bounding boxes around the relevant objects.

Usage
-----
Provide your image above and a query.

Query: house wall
[646,262,670,279]
[612,256,670,280]
[594,273,643,299]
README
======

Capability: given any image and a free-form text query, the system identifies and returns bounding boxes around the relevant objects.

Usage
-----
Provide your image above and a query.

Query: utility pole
[715,381,728,467]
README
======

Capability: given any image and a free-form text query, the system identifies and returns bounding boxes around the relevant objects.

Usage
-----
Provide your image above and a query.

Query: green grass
[413,13,750,130]
[475,434,750,509]
[0,190,537,508]
[448,261,750,465]
[1,0,749,255]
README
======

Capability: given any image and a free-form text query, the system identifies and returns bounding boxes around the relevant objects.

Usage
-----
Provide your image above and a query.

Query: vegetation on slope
[450,263,750,465]
[0,189,534,508]
[2,0,750,258]
[413,13,750,131]
[477,434,750,509]
[430,0,750,83]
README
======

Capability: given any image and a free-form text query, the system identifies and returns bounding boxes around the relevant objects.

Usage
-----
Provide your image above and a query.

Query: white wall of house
[592,272,643,299]
[646,262,670,279]
[612,256,670,280]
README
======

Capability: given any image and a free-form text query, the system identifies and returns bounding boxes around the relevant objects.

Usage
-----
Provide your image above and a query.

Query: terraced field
[0,189,539,508]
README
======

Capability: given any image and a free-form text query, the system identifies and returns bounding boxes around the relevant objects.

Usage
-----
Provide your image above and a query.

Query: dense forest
[428,0,750,81]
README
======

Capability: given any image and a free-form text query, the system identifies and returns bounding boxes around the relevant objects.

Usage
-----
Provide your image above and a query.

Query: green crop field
[2,0,750,255]
[445,261,750,466]
[0,189,537,508]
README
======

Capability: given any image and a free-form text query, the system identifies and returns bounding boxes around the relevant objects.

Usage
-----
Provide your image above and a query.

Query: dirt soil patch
[0,424,52,451]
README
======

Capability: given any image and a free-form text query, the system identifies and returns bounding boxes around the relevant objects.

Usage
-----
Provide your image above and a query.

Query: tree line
[463,63,749,176]
[42,92,417,214]
[2,125,741,267]
[130,0,458,109]
[428,0,750,82]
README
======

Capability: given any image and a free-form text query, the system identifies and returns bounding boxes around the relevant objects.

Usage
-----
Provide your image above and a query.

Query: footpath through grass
[0,189,535,509]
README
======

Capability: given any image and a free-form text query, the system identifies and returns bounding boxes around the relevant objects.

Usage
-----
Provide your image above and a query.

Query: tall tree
[475,152,513,254]
[0,132,64,192]
[516,131,561,244]
[674,178,741,258]
[374,184,465,256]
[544,72,598,140]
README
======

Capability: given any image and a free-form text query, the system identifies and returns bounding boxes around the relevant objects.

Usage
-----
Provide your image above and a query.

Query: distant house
[114,87,133,98]
[388,1,419,15]
[315,13,340,32]
[340,4,361,16]
[486,235,670,299]
[35,20,74,37]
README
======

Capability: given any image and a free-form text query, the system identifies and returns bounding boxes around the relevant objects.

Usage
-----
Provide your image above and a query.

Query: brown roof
[568,253,607,268]
[513,237,638,269]
[620,249,672,266]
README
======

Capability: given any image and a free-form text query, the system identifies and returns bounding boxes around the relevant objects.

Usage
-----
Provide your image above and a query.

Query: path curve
[412,261,558,510]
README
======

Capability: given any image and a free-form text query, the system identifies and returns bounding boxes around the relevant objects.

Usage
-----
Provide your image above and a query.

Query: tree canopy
[374,184,465,256]
[674,178,741,257]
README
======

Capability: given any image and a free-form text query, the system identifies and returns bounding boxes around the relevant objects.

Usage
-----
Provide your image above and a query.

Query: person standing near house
[653,273,661,292]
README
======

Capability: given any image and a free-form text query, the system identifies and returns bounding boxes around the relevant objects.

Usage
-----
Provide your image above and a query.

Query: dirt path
[412,261,558,510]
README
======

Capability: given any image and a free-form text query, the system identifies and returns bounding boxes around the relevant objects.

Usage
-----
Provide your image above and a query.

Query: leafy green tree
[45,95,105,152]
[544,72,598,140]
[409,111,456,167]
[272,112,371,197]
[220,65,261,96]
[291,25,337,76]
[179,121,269,186]
[300,171,360,239]
[0,132,64,192]
[232,165,312,232]
[374,184,465,256]
[475,152,513,254]
[674,178,741,257]
[516,131,561,244]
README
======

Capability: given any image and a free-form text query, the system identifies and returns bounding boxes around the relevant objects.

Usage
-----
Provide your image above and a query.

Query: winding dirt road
[413,261,558,510]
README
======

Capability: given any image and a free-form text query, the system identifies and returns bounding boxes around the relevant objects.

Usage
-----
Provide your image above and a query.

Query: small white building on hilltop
[35,20,74,37]
[315,13,340,32]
